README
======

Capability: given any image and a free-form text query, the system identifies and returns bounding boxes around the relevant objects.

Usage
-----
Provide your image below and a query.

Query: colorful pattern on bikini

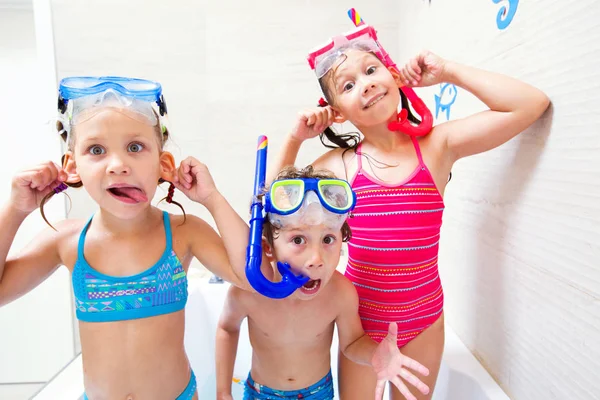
[72,211,188,322]
[74,251,186,314]
[346,138,445,347]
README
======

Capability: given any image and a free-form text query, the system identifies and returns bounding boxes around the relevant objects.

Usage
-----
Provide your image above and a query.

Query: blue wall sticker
[434,83,458,121]
[493,0,519,30]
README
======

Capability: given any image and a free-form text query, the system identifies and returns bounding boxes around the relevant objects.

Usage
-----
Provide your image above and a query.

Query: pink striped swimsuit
[346,137,445,347]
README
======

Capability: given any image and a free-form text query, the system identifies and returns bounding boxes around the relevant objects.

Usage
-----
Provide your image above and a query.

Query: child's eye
[366,66,377,75]
[128,142,144,153]
[88,145,105,155]
[343,82,355,92]
[292,236,306,245]
[323,235,336,245]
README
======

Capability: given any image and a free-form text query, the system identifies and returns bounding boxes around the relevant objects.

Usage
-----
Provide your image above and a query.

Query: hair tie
[53,182,68,194]
[166,182,175,203]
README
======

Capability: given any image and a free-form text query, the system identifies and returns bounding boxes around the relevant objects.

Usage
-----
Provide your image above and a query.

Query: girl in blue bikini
[0,77,249,399]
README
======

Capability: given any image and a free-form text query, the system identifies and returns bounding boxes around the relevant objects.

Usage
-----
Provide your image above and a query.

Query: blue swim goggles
[265,178,356,231]
[57,76,168,135]
[246,136,356,299]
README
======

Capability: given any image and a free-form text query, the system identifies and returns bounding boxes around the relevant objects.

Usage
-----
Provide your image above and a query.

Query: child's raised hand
[172,157,218,205]
[398,50,447,88]
[291,106,335,142]
[372,323,430,400]
[11,161,67,214]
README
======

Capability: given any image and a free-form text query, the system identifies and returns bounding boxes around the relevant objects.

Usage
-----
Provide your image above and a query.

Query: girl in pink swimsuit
[271,49,549,400]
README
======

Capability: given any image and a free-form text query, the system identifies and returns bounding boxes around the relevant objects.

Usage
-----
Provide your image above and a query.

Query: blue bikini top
[72,211,188,323]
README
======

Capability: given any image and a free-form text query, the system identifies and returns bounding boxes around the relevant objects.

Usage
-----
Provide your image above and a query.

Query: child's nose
[107,155,131,175]
[305,251,324,270]
[363,81,377,95]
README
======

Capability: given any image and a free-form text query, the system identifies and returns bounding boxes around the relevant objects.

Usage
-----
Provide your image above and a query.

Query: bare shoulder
[226,284,255,315]
[52,218,88,238]
[420,120,471,164]
[169,213,214,243]
[228,283,250,301]
[311,147,352,179]
[53,218,87,249]
[419,124,449,154]
[32,218,87,269]
[169,212,206,232]
[416,125,456,192]
[326,271,358,303]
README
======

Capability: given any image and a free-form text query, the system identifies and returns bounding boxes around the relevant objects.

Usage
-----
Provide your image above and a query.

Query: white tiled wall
[394,1,600,399]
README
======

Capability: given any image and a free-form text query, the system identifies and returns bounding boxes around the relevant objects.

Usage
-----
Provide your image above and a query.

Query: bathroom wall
[394,1,599,399]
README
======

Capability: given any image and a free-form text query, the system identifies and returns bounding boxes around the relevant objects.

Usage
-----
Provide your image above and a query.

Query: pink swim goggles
[307,9,433,137]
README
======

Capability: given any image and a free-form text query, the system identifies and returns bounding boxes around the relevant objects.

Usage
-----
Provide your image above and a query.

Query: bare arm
[202,191,267,291]
[0,204,29,283]
[0,204,64,307]
[0,162,69,307]
[436,60,550,161]
[174,157,270,291]
[335,276,378,365]
[216,286,247,399]
[267,107,337,182]
[185,214,249,290]
[267,135,304,182]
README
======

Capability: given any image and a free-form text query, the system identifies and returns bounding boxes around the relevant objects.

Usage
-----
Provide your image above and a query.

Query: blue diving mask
[265,178,356,231]
[57,76,168,137]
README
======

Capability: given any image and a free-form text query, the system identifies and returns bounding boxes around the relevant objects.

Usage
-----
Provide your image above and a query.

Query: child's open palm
[371,322,431,400]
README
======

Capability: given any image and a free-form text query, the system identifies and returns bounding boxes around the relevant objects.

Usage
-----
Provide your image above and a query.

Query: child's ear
[159,151,176,182]
[331,107,347,124]
[262,237,276,262]
[62,151,81,184]
[389,66,405,88]
[259,237,279,282]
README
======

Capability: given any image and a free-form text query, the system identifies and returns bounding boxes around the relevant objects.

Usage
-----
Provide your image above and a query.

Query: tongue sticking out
[110,187,148,203]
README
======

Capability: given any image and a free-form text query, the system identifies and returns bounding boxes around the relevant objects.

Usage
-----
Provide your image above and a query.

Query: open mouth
[107,186,148,204]
[364,92,387,109]
[299,279,321,295]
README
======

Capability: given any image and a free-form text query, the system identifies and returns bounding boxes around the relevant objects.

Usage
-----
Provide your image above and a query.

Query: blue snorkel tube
[246,136,309,299]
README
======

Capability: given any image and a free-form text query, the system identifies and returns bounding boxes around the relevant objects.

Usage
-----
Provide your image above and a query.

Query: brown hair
[262,165,352,247]
[41,115,185,229]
